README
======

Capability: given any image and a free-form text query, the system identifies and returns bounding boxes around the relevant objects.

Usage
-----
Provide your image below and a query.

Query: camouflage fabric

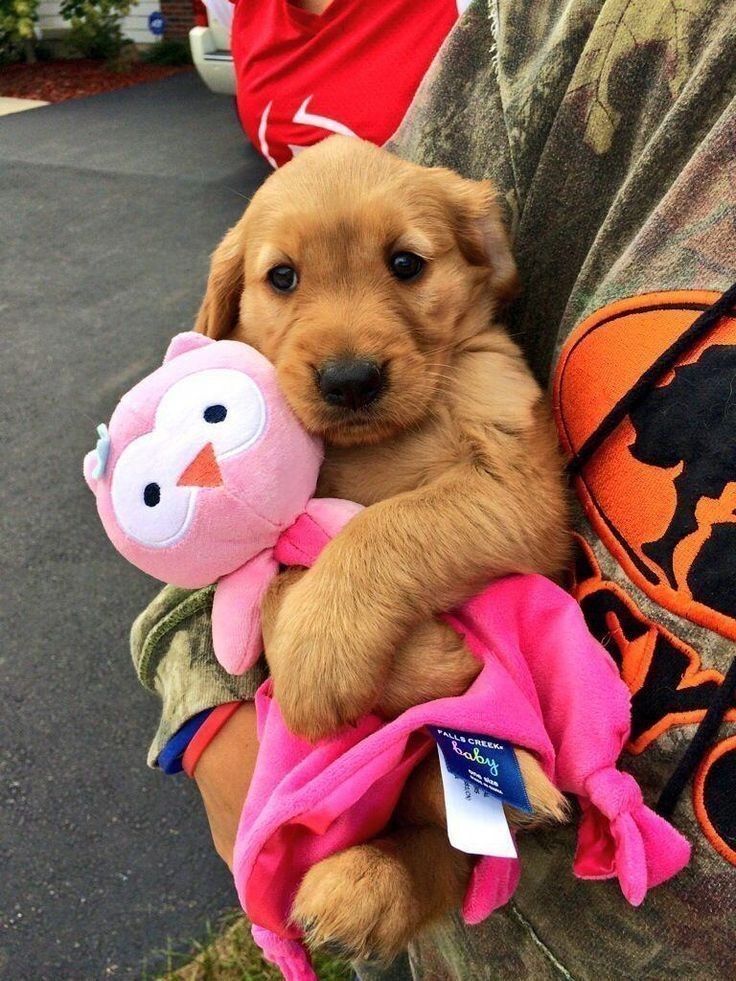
[131,585,266,766]
[131,0,736,975]
[379,0,736,977]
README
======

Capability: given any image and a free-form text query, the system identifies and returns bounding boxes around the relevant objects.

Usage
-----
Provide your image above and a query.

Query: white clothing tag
[437,747,517,858]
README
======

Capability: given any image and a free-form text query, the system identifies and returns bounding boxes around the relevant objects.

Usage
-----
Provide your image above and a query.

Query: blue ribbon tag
[428,726,532,814]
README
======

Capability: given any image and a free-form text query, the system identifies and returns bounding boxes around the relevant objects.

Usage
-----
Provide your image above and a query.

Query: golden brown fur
[197,136,570,959]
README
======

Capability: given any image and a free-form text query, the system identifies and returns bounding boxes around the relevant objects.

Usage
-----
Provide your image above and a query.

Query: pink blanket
[233,514,691,980]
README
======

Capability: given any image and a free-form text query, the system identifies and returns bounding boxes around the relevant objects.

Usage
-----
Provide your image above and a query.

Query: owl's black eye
[268,265,298,293]
[389,251,425,282]
[143,482,161,508]
[204,404,227,423]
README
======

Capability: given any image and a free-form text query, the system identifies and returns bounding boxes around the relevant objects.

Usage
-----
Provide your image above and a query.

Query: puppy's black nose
[318,359,384,410]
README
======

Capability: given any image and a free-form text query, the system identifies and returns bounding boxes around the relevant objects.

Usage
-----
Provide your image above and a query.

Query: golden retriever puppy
[196,136,570,958]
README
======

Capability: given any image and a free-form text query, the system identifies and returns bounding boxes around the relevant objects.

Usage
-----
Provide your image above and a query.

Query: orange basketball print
[554,290,736,641]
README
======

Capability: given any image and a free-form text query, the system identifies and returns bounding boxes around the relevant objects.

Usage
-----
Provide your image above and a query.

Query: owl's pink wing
[212,550,279,674]
[274,498,363,567]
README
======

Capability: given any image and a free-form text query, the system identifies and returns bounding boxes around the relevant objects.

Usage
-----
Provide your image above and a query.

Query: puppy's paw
[274,662,374,743]
[292,845,417,962]
[506,749,569,830]
[267,571,388,741]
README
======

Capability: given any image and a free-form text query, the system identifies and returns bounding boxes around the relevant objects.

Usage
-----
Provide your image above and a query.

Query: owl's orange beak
[178,443,223,488]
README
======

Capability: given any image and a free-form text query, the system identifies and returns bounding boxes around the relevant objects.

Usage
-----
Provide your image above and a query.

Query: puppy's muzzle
[317,359,384,411]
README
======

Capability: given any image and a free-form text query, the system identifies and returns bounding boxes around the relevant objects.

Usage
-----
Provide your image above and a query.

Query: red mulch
[0,58,193,103]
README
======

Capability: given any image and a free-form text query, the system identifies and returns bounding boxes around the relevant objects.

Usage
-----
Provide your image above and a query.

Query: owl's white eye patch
[109,367,267,548]
[111,432,197,546]
[155,368,267,459]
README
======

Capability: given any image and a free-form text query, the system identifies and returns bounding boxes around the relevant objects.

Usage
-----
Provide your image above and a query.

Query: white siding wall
[38,0,162,45]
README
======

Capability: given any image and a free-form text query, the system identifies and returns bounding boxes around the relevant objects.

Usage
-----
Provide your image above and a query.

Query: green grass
[151,910,351,981]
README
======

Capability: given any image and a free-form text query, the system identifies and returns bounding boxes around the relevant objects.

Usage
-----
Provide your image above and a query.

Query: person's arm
[194,702,259,868]
[131,584,267,864]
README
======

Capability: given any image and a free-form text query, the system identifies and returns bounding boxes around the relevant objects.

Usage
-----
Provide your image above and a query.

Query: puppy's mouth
[277,351,433,447]
[318,405,397,447]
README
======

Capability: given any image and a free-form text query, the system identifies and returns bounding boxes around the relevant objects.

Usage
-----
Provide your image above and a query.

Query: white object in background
[202,0,233,30]
[190,0,235,100]
[437,747,517,858]
[0,98,49,117]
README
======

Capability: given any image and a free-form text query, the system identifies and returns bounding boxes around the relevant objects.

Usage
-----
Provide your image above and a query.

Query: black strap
[657,654,736,817]
[567,281,736,476]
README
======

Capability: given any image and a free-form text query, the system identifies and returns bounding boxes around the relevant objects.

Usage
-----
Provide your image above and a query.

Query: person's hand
[193,702,258,869]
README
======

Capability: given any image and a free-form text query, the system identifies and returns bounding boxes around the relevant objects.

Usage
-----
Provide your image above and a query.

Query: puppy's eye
[268,265,298,293]
[389,251,425,282]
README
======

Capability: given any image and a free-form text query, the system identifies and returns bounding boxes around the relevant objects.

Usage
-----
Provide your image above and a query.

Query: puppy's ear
[195,217,246,339]
[438,171,519,306]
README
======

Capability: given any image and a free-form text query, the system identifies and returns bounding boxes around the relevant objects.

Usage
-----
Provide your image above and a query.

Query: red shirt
[231,0,464,167]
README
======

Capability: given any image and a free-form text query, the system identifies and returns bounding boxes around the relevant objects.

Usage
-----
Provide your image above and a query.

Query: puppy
[197,136,570,959]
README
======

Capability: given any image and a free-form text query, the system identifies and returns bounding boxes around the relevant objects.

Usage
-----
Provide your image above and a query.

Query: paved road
[0,73,270,979]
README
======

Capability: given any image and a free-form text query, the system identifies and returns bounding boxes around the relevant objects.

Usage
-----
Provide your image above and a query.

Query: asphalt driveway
[0,73,270,979]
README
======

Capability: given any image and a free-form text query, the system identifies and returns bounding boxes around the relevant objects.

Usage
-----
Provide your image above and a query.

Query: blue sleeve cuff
[157,707,214,774]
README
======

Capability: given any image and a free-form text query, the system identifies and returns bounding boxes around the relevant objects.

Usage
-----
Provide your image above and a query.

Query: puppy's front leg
[263,567,383,741]
[261,567,307,642]
[269,457,565,741]
[267,539,396,741]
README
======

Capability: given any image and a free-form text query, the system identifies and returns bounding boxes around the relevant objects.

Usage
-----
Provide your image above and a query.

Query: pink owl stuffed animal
[83,331,360,675]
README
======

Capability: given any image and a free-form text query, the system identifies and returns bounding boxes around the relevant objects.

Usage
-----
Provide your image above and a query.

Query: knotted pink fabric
[234,512,691,980]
